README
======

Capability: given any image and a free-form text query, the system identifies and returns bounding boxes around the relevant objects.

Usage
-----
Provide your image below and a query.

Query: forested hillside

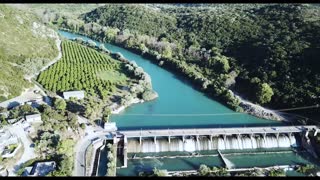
[82,4,177,37]
[0,4,58,102]
[57,4,319,119]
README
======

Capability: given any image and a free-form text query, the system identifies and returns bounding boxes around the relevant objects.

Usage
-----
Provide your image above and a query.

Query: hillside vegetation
[81,4,177,37]
[42,4,320,120]
[9,4,103,25]
[0,4,58,102]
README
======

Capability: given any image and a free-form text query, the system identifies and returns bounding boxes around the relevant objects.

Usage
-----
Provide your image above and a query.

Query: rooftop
[25,114,41,119]
[28,161,56,176]
[63,90,85,96]
[63,90,85,99]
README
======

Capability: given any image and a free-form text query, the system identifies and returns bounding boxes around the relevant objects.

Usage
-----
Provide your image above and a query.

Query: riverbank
[111,98,145,114]
[233,92,286,121]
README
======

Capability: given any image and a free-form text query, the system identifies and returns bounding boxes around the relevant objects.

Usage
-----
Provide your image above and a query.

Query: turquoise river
[58,30,318,176]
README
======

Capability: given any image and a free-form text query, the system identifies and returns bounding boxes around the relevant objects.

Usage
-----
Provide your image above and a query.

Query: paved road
[73,115,109,176]
[73,132,111,176]
[6,122,36,176]
[119,125,318,138]
[0,87,45,109]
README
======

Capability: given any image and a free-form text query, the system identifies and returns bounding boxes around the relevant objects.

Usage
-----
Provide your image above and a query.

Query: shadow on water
[179,157,202,170]
[131,160,153,176]
[296,150,320,167]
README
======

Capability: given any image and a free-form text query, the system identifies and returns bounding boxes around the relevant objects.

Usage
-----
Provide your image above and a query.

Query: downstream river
[59,30,282,130]
[58,31,317,176]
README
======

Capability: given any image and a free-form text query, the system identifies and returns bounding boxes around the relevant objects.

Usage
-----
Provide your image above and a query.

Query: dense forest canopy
[81,4,178,37]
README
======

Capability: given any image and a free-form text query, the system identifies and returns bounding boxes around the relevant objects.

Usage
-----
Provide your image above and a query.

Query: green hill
[0,4,58,102]
[81,4,177,37]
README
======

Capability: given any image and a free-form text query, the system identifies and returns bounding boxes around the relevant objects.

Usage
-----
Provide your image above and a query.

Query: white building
[104,122,117,131]
[0,130,18,154]
[63,90,85,100]
[25,114,42,124]
[23,161,56,176]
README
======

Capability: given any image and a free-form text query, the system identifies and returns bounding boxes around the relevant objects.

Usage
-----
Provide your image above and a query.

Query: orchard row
[37,41,123,99]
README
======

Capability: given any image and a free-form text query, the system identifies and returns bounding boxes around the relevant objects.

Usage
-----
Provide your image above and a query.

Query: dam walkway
[118,125,319,138]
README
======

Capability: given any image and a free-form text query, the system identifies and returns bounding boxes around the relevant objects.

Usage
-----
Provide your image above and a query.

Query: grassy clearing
[96,70,128,84]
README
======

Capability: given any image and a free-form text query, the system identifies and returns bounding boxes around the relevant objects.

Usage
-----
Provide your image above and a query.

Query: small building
[23,161,56,176]
[23,167,33,176]
[25,101,33,106]
[0,131,18,154]
[104,122,117,131]
[63,90,85,100]
[25,114,42,124]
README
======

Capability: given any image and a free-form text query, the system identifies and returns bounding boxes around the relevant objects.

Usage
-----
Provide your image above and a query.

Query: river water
[58,30,317,176]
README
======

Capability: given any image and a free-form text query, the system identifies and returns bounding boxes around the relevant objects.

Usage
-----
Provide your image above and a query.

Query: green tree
[162,45,172,58]
[152,167,168,176]
[209,55,230,73]
[267,168,285,176]
[256,83,274,104]
[80,123,86,129]
[297,164,316,175]
[54,98,67,111]
[199,164,210,176]
[0,116,8,127]
[67,112,78,129]
[20,104,35,115]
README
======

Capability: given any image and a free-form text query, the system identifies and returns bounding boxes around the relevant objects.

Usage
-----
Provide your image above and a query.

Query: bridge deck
[118,125,318,138]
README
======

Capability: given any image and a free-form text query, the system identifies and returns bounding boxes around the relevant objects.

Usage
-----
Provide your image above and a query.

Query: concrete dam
[89,125,319,174]
[118,125,319,153]
[125,133,298,153]
[112,125,319,168]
